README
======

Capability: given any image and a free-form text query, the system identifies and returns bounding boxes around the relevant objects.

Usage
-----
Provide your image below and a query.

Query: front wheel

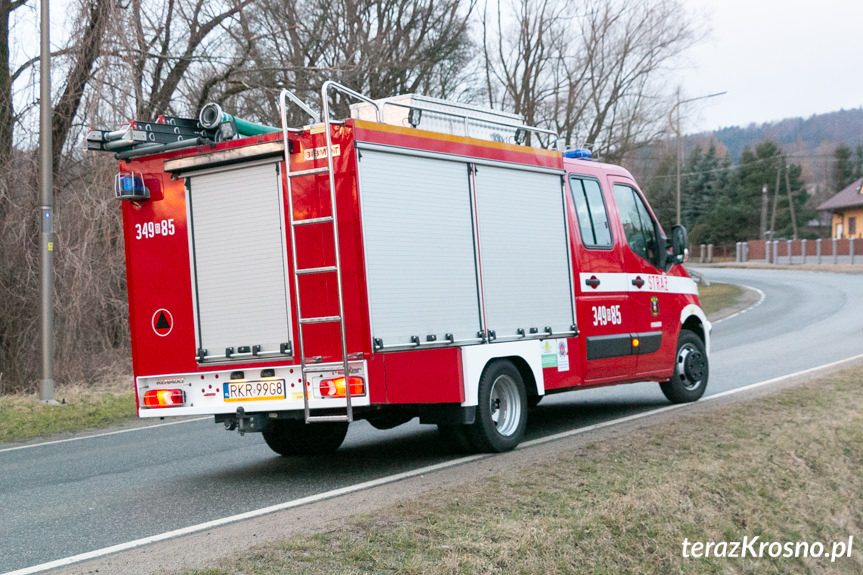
[660,330,708,403]
[466,361,528,452]
[262,419,348,456]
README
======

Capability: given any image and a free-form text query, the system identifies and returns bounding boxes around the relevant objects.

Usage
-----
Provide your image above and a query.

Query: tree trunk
[0,0,25,164]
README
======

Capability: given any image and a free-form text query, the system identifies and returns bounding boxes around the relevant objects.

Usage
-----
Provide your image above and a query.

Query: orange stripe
[352,119,561,158]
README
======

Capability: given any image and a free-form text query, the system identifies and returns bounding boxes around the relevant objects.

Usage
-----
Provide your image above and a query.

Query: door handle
[585,276,601,288]
[631,277,645,288]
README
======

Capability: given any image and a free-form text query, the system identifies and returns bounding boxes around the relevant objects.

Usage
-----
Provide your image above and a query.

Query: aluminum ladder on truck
[278,84,382,424]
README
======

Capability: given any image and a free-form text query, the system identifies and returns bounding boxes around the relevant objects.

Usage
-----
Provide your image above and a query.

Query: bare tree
[482,0,566,128]
[213,0,477,126]
[51,0,112,169]
[481,0,697,159]
[92,0,255,121]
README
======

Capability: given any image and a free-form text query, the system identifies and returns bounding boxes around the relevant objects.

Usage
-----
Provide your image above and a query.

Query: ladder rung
[299,315,342,324]
[306,415,351,423]
[293,216,334,226]
[296,265,337,275]
[288,167,329,178]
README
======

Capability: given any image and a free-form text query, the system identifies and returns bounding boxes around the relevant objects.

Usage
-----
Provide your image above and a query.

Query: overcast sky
[675,0,863,133]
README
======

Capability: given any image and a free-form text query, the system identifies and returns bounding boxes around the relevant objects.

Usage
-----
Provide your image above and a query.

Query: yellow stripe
[352,119,561,158]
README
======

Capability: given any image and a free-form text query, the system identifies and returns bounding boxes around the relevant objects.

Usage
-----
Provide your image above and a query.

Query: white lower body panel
[460,341,546,407]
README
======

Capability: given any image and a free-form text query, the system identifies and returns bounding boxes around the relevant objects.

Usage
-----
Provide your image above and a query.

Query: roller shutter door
[187,163,291,360]
[473,165,574,338]
[358,150,481,348]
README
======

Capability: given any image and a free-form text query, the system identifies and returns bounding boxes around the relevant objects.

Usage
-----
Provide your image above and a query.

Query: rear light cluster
[314,376,365,398]
[142,389,185,408]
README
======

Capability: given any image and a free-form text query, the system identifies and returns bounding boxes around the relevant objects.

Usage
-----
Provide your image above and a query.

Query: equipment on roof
[86,103,279,159]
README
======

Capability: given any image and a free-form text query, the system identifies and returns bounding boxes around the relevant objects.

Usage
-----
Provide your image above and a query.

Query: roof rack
[350,93,560,150]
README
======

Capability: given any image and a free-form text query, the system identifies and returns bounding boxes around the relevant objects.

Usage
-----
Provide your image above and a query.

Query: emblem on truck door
[650,296,660,317]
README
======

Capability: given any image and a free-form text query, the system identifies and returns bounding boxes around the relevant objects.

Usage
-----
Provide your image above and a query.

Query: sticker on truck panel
[302,144,340,161]
[152,308,173,337]
[541,338,570,372]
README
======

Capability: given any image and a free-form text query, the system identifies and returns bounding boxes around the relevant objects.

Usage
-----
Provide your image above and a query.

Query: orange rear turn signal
[143,389,185,408]
[317,376,365,398]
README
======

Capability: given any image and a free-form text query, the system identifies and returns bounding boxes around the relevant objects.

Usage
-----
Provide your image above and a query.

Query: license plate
[223,379,286,402]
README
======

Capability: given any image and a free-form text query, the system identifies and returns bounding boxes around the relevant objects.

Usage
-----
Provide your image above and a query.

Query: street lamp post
[40,0,55,403]
[668,90,727,226]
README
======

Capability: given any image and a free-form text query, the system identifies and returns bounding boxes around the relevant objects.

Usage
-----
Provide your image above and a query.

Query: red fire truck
[89,82,709,455]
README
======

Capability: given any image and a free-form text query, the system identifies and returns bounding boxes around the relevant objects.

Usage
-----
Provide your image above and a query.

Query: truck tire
[660,330,708,403]
[262,419,349,456]
[466,360,527,452]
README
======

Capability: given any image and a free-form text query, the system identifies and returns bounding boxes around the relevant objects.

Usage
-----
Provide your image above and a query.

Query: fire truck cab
[93,82,709,455]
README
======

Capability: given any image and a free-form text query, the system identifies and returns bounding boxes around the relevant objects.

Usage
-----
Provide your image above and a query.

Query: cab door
[568,174,636,383]
[609,179,677,377]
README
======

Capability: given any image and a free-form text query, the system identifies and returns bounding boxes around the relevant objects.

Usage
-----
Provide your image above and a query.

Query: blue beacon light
[563,148,592,159]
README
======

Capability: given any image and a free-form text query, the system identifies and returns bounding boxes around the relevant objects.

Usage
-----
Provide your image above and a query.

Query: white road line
[5,352,863,575]
[711,283,766,325]
[0,417,211,454]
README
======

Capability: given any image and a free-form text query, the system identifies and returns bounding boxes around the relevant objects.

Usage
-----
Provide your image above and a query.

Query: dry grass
[697,282,743,317]
[0,154,131,394]
[180,369,863,575]
[0,379,135,443]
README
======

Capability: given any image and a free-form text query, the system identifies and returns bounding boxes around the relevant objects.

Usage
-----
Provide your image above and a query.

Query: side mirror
[670,225,689,266]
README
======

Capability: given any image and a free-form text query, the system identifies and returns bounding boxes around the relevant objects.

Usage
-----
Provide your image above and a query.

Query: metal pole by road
[785,164,798,240]
[40,0,55,403]
[668,90,727,226]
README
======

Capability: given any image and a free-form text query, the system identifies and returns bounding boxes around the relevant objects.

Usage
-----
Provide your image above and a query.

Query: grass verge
[0,387,136,443]
[180,368,863,575]
[698,281,743,316]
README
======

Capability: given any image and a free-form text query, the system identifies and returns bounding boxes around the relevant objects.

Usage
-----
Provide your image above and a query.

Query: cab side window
[570,176,612,248]
[613,184,660,267]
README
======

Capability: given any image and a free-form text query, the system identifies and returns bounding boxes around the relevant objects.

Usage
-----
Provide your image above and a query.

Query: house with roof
[817,177,863,239]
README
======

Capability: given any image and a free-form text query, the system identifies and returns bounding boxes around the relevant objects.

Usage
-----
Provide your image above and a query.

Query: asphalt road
[2,267,861,574]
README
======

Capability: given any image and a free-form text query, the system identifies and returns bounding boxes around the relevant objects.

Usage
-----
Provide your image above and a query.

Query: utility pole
[39,0,55,403]
[785,165,798,240]
[668,90,727,227]
[675,89,681,225]
[760,184,768,239]
[769,167,781,240]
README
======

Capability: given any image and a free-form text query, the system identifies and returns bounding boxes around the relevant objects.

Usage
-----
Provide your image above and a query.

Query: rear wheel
[660,330,708,403]
[466,361,527,452]
[262,419,349,456]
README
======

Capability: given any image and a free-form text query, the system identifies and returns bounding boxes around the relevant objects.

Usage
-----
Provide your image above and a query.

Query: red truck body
[109,87,709,453]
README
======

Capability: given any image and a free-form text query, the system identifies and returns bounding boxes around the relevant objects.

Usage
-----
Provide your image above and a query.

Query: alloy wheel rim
[677,343,705,390]
[489,374,521,437]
